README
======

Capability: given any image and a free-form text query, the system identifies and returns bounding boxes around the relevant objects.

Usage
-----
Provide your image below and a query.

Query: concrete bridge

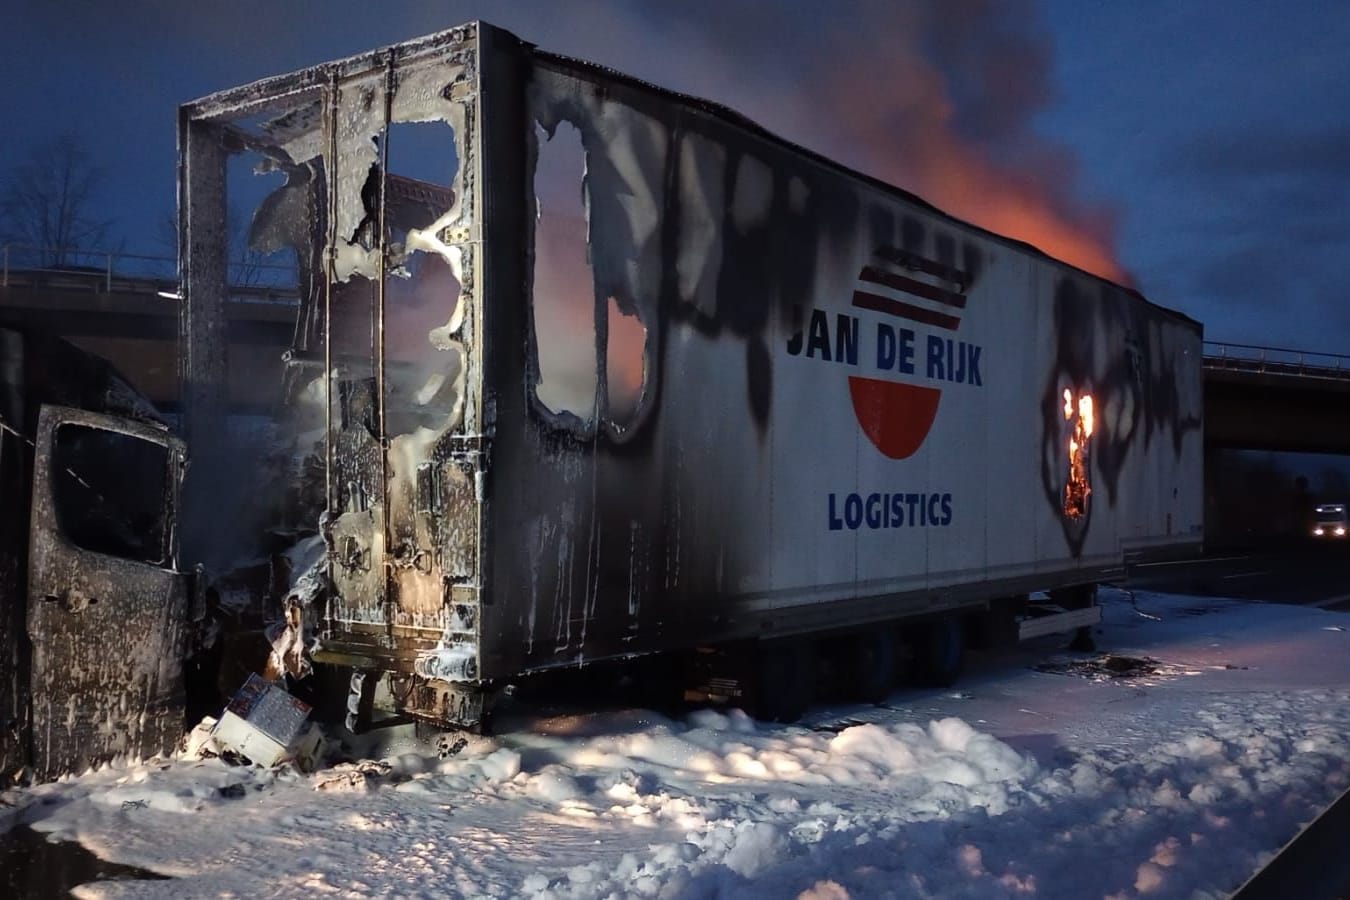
[0,249,294,414]
[1203,342,1350,455]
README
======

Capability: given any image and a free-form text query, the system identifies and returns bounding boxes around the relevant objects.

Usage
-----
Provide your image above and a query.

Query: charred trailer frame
[179,22,1203,728]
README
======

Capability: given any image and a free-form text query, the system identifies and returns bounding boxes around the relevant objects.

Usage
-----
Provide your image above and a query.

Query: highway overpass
[0,251,293,414]
[1204,343,1350,455]
[3,249,1348,456]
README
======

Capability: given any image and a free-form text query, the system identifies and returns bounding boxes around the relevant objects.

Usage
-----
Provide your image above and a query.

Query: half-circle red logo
[848,247,969,459]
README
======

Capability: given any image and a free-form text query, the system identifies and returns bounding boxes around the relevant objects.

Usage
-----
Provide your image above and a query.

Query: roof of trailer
[182,19,1200,334]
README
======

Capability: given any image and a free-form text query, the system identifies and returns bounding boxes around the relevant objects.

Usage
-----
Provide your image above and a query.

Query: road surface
[1121,543,1350,609]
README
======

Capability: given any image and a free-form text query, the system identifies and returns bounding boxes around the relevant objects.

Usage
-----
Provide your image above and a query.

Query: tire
[845,630,899,704]
[754,640,816,723]
[908,617,965,688]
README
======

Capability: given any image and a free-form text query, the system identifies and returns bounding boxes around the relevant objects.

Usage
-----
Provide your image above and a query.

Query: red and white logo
[847,247,970,459]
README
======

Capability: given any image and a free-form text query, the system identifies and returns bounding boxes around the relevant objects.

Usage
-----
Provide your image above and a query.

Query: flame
[1063,390,1095,519]
[813,15,1129,285]
[916,160,1127,283]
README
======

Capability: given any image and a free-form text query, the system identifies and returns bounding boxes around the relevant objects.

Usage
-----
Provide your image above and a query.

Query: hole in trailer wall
[531,120,598,422]
[606,296,647,429]
[224,148,299,292]
[380,120,463,439]
[325,117,466,436]
[191,135,308,566]
[530,121,650,433]
[1063,389,1094,519]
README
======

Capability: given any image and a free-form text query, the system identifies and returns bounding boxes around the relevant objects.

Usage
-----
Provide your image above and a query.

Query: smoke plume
[548,0,1128,283]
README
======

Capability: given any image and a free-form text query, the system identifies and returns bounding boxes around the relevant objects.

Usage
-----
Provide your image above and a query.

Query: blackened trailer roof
[181,20,1202,334]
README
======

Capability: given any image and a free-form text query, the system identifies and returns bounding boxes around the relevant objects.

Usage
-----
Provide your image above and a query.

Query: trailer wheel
[846,630,899,704]
[754,640,816,723]
[909,617,965,687]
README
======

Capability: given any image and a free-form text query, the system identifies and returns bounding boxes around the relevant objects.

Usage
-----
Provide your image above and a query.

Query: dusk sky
[5,1,1350,352]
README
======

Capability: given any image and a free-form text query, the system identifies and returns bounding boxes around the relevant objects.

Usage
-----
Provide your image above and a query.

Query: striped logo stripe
[853,248,970,332]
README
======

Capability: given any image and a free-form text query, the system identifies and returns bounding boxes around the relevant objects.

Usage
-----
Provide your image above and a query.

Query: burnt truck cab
[0,328,190,784]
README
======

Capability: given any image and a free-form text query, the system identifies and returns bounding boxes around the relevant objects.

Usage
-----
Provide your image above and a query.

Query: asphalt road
[1121,542,1350,609]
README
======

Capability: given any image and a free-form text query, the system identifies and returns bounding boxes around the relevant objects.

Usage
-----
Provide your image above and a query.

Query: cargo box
[179,22,1203,725]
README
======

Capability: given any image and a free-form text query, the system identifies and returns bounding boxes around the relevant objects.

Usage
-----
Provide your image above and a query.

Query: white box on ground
[212,674,321,769]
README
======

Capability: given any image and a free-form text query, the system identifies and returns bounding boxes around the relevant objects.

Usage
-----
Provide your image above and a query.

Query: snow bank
[3,591,1350,899]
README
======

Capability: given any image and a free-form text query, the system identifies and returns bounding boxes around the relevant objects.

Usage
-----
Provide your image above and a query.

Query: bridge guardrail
[1203,341,1350,381]
[0,244,299,303]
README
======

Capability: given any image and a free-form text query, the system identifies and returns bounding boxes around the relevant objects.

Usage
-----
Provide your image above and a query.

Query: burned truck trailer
[179,22,1204,726]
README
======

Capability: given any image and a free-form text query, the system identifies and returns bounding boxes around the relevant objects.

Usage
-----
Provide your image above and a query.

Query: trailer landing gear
[754,640,816,723]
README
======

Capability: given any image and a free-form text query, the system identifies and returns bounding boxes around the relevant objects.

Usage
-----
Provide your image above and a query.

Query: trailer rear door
[26,405,189,779]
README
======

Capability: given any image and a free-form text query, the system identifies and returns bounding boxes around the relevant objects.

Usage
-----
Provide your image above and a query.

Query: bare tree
[157,203,268,288]
[0,134,113,266]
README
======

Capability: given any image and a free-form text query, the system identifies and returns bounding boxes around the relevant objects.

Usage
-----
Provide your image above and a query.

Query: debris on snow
[1032,653,1215,683]
[3,592,1350,900]
[209,675,322,771]
[314,760,392,793]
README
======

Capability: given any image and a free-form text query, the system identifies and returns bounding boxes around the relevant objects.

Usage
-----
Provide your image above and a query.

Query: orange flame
[820,42,1128,285]
[1064,391,1094,519]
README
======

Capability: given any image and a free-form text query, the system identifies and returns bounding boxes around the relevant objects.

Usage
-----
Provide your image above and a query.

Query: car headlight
[1315,527,1325,536]
[1337,527,1346,537]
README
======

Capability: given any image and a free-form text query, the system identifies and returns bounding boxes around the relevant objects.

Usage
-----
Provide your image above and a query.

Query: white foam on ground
[3,590,1349,898]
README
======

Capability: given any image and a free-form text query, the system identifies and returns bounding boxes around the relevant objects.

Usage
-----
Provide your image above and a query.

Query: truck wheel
[754,640,816,723]
[845,630,899,704]
[909,617,965,687]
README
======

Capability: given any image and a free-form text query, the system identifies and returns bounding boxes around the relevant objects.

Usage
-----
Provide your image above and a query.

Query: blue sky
[5,1,1350,352]
[1038,2,1350,353]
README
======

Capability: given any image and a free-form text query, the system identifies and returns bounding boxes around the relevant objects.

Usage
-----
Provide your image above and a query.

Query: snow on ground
[4,589,1350,898]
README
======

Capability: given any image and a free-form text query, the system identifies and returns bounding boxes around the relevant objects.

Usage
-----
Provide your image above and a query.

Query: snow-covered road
[4,589,1350,899]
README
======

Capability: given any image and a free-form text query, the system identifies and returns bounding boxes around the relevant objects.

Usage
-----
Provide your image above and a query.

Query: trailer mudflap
[1019,604,1102,641]
[26,405,189,779]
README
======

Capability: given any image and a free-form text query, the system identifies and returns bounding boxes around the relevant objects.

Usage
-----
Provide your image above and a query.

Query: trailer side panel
[477,30,1202,677]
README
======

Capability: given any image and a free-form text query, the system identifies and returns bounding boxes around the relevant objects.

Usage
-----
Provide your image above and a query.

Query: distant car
[1312,504,1348,538]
